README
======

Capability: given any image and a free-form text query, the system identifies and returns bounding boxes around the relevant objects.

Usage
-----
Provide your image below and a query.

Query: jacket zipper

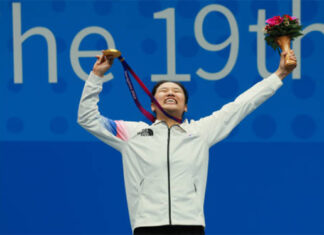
[167,127,172,225]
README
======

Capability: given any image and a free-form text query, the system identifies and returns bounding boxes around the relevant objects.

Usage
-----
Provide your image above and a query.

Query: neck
[156,113,181,128]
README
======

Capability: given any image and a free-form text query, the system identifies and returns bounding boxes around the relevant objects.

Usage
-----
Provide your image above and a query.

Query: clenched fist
[92,51,114,78]
[275,50,297,80]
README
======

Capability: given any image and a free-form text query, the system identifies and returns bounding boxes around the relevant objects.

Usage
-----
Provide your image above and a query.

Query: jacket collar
[153,119,189,132]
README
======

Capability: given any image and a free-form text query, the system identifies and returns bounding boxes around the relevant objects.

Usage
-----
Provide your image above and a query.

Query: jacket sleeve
[77,72,143,152]
[194,73,283,147]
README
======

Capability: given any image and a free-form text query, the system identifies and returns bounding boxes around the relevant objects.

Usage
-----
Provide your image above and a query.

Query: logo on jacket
[138,128,154,136]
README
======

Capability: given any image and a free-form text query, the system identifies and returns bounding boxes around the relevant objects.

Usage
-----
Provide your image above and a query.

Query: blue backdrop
[1,0,324,234]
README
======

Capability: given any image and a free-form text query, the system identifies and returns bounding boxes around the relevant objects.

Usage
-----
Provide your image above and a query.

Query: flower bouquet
[264,14,303,67]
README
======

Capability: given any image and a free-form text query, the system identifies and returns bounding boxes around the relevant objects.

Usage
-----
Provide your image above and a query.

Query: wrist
[92,69,104,78]
[275,69,289,80]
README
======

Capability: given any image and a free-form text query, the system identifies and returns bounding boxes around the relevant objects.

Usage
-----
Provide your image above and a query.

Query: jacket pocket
[134,177,167,222]
[138,178,145,193]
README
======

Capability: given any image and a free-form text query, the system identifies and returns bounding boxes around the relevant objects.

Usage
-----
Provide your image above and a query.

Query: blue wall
[1,0,324,234]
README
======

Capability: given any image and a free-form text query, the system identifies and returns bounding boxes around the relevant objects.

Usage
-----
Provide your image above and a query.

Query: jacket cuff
[86,71,104,86]
[265,73,283,91]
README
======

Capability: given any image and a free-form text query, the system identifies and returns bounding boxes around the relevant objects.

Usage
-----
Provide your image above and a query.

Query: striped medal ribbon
[103,49,182,123]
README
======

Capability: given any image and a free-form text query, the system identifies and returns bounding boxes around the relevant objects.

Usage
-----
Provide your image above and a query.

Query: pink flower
[264,24,273,33]
[283,15,299,23]
[266,16,283,26]
[283,14,297,21]
[283,14,291,20]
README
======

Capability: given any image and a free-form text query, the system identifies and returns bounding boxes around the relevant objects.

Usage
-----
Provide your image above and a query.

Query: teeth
[165,99,176,104]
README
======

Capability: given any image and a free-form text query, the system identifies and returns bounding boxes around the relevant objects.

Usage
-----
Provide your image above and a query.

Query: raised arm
[77,54,127,151]
[195,50,297,147]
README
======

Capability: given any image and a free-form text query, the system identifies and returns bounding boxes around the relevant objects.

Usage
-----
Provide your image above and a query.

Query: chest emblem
[137,128,154,136]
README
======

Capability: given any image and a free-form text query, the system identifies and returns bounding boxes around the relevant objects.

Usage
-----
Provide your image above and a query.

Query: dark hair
[151,80,189,104]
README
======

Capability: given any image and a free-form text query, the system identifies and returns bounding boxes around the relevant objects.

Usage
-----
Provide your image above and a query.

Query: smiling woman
[77,49,296,234]
[151,81,189,124]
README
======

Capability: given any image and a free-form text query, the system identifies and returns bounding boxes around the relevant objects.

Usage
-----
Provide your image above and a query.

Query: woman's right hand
[92,51,114,77]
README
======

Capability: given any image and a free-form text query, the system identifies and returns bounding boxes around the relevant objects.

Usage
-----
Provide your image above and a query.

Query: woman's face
[151,82,187,118]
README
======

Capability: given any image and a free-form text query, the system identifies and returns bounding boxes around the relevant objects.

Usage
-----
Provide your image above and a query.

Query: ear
[184,104,188,112]
[151,103,155,112]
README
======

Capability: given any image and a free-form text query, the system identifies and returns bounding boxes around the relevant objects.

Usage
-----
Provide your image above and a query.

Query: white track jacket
[77,72,283,232]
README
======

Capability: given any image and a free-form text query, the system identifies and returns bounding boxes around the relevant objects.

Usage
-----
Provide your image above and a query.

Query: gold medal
[102,49,121,58]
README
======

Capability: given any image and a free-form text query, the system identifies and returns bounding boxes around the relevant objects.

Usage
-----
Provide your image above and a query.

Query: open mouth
[164,98,177,104]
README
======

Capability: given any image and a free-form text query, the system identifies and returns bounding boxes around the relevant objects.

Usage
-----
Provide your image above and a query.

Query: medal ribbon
[118,56,182,123]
